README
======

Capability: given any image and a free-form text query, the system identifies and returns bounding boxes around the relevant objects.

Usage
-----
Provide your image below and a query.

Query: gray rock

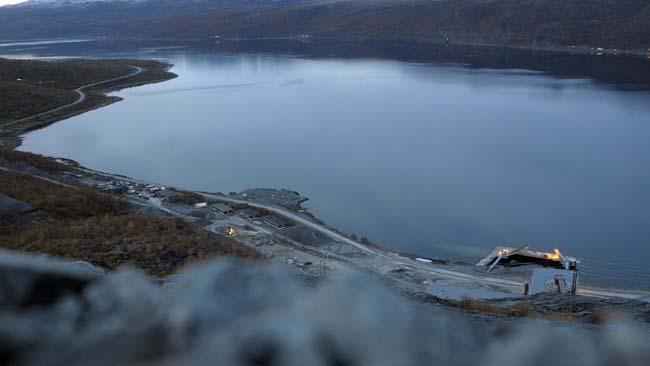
[0,192,32,214]
[0,251,102,310]
[0,252,648,366]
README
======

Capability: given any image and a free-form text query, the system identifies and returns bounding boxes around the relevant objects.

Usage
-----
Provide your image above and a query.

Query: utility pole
[321,253,329,277]
[571,264,580,295]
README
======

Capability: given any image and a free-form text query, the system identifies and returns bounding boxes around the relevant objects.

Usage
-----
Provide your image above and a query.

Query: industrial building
[262,215,290,229]
[239,208,261,219]
[477,245,580,295]
[213,203,234,215]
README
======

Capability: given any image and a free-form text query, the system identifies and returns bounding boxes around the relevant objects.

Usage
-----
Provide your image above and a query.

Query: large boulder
[0,250,103,310]
[0,252,648,366]
[0,192,32,215]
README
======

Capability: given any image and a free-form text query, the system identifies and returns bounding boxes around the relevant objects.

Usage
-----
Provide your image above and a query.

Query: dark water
[5,39,650,289]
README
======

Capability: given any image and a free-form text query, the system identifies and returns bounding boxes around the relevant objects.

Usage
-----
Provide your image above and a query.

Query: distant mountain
[2,0,649,51]
[20,0,307,8]
[25,0,140,5]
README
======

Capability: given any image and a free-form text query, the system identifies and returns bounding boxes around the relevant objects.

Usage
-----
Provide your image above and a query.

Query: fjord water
[14,40,650,288]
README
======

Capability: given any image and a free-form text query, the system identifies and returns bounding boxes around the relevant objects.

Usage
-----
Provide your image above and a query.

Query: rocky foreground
[1,251,649,366]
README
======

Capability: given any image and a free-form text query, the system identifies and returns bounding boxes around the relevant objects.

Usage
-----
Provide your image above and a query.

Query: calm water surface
[9,40,650,288]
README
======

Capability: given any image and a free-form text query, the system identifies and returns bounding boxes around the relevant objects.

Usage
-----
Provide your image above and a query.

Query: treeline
[0,81,76,122]
[0,149,70,173]
[0,0,648,51]
[1,58,132,89]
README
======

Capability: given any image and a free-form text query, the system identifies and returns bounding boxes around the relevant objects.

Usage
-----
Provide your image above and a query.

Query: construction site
[2,149,649,316]
[35,158,646,306]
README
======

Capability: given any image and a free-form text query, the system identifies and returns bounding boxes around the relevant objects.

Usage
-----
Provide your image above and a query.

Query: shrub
[167,190,206,205]
[0,149,69,172]
[0,170,260,276]
[450,296,531,317]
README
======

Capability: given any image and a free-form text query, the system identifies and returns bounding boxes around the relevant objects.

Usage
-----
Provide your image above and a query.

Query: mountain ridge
[1,0,649,51]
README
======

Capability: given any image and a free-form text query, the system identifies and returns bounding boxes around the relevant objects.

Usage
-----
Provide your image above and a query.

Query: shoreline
[88,35,650,58]
[0,59,177,150]
[3,149,649,310]
[2,53,648,304]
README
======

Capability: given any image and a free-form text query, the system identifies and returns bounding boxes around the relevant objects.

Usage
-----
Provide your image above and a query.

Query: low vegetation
[0,81,76,122]
[0,58,175,124]
[0,58,172,90]
[167,189,208,205]
[1,1,649,50]
[443,295,646,324]
[449,296,531,318]
[546,307,577,322]
[0,148,70,172]
[0,170,259,276]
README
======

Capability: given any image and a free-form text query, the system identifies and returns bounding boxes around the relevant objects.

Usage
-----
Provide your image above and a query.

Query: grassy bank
[0,58,259,277]
[0,57,176,145]
[0,151,258,276]
[0,148,71,172]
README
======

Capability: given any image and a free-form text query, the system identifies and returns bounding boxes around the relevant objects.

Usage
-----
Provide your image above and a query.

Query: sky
[0,0,26,6]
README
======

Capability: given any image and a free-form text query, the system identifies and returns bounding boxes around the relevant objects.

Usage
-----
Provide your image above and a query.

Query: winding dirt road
[2,66,143,128]
[202,193,648,300]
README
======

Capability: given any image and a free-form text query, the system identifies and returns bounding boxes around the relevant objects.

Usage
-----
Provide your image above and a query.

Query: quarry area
[66,159,650,303]
[1,151,650,365]
[1,152,650,325]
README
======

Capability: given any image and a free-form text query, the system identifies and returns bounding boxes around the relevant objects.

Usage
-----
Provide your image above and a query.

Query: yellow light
[544,249,561,261]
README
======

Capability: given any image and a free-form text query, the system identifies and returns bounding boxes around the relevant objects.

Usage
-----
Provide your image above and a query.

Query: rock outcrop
[0,193,32,215]
[0,251,648,366]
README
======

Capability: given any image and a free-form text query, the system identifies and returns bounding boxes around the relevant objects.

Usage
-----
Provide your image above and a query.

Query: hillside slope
[1,0,649,50]
[0,58,174,124]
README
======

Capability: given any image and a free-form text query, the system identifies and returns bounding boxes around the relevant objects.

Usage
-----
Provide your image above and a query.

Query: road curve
[202,194,376,254]
[202,193,525,289]
[203,193,650,300]
[15,161,645,300]
[44,166,646,300]
[3,66,143,128]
